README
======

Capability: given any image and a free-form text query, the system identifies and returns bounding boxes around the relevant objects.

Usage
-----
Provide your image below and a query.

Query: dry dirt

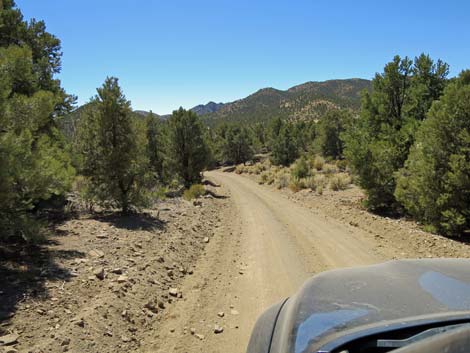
[1,171,469,353]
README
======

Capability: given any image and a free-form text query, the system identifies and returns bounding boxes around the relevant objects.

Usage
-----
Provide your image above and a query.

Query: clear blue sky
[17,0,470,115]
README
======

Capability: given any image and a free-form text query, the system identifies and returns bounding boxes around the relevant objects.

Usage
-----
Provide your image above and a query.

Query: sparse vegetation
[183,184,206,200]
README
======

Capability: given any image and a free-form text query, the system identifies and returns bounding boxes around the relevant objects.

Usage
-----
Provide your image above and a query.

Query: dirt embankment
[0,192,228,353]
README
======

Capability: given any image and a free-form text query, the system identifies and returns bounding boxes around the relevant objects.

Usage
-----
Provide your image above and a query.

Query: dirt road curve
[146,171,388,353]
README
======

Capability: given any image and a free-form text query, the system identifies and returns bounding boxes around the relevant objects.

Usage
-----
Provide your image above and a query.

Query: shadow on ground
[0,242,85,334]
[92,211,166,231]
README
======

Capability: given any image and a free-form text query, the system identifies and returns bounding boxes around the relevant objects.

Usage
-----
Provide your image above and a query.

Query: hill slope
[203,78,371,125]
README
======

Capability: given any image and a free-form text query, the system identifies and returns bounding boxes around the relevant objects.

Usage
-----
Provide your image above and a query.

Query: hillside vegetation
[203,78,371,124]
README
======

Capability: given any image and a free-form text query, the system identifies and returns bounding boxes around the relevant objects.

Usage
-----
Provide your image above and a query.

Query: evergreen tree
[271,123,299,166]
[220,125,254,164]
[317,110,352,159]
[165,108,209,187]
[76,77,151,212]
[0,45,74,240]
[395,71,470,236]
[343,54,448,211]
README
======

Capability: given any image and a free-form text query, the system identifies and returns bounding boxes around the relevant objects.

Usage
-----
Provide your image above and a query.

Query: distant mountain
[202,78,371,125]
[191,101,224,116]
[60,78,371,139]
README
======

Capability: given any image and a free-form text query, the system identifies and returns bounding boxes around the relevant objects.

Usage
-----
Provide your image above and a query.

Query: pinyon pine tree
[165,108,209,187]
[395,71,470,236]
[76,77,151,212]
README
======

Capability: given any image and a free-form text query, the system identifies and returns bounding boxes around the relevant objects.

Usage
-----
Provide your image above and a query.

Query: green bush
[183,184,206,201]
[291,157,310,179]
[329,174,351,191]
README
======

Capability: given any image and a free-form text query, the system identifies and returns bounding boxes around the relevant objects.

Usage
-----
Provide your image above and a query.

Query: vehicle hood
[270,258,470,353]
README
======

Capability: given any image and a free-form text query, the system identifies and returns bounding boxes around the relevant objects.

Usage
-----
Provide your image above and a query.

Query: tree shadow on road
[0,241,85,335]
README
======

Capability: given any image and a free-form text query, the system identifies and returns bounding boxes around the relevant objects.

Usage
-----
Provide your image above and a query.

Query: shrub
[314,174,327,190]
[323,163,337,175]
[304,176,317,191]
[317,184,324,195]
[259,171,269,184]
[313,156,325,171]
[291,156,310,179]
[329,174,351,191]
[183,184,205,200]
[235,165,245,174]
[276,173,290,189]
[336,159,348,172]
[289,177,305,192]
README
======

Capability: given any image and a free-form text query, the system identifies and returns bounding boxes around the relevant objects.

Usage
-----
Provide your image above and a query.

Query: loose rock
[214,325,224,334]
[0,333,19,346]
[93,267,105,280]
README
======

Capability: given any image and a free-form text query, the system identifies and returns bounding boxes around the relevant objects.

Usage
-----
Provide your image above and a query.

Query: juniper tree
[165,108,209,188]
[76,77,151,212]
[395,71,470,236]
[343,54,449,211]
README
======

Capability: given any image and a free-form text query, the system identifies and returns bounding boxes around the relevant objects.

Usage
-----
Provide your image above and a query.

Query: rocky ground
[279,183,470,259]
[0,186,228,353]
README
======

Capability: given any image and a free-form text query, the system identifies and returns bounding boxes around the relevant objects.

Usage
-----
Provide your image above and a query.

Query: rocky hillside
[203,78,371,125]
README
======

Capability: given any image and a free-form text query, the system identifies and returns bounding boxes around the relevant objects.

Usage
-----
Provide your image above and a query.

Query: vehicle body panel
[248,259,470,353]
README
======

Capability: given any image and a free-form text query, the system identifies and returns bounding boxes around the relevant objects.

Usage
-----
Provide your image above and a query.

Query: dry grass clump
[336,159,348,172]
[235,164,246,174]
[276,172,290,189]
[183,184,205,200]
[329,174,351,191]
[259,171,276,185]
[323,163,337,175]
[312,156,325,171]
[289,177,306,193]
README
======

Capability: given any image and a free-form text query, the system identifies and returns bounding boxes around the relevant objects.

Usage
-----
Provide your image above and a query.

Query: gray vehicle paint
[247,258,470,353]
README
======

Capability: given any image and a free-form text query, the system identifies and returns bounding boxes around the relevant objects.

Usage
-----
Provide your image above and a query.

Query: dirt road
[145,171,390,353]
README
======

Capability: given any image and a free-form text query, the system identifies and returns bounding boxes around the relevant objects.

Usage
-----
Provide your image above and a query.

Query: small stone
[144,301,158,314]
[0,333,19,345]
[93,267,105,280]
[61,338,71,346]
[111,268,123,274]
[121,335,131,342]
[117,275,128,283]
[88,249,104,258]
[36,308,46,315]
[4,348,18,353]
[230,309,239,315]
[214,325,224,334]
[168,288,178,297]
[75,318,85,328]
[169,328,175,333]
[157,301,165,309]
[167,269,174,277]
[157,256,165,263]
[217,311,225,318]
[195,333,205,340]
[203,237,210,243]
[190,328,196,335]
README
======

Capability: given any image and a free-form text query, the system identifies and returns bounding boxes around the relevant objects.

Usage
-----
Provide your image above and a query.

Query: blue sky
[17,0,470,115]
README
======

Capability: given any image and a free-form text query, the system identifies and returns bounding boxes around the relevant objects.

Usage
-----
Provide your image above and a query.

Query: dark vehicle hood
[269,259,470,353]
